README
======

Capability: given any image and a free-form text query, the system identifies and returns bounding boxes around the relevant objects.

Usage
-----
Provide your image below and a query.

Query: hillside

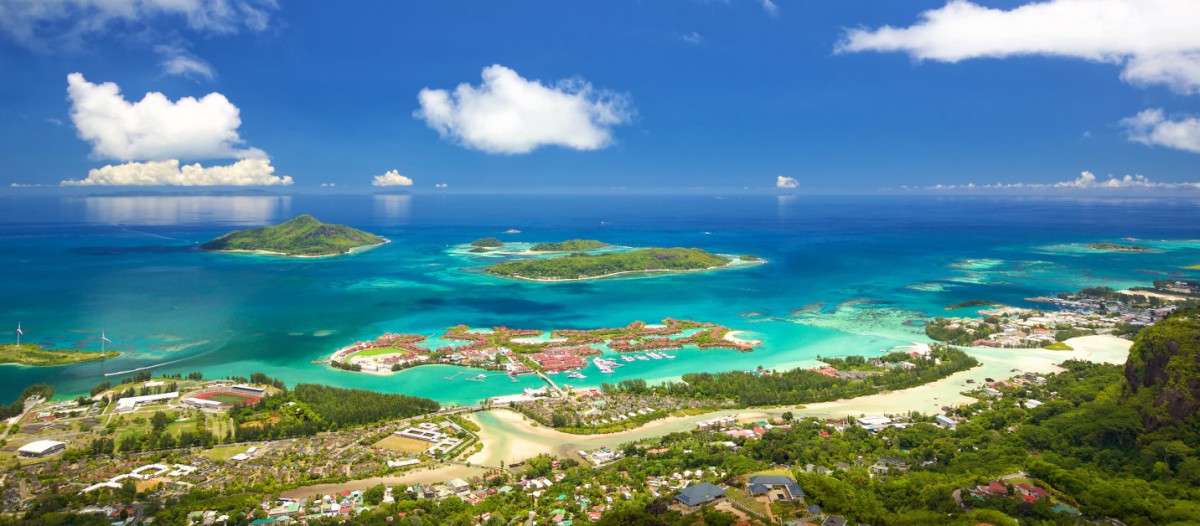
[485,247,730,281]
[1123,309,1200,431]
[529,239,609,252]
[200,215,386,257]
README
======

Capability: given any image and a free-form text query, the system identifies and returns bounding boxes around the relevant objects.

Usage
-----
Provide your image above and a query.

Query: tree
[364,484,385,506]
[150,411,171,433]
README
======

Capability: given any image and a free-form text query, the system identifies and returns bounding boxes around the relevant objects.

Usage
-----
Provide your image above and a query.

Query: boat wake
[103,358,189,377]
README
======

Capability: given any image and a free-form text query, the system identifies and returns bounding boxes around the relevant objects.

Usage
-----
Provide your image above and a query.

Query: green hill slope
[486,247,730,280]
[200,215,386,257]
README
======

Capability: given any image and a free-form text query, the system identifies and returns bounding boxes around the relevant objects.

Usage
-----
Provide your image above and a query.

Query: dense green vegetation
[946,299,997,310]
[486,247,731,280]
[528,239,609,252]
[1087,242,1150,252]
[291,383,441,428]
[0,343,118,366]
[470,237,504,248]
[604,346,978,406]
[200,215,385,256]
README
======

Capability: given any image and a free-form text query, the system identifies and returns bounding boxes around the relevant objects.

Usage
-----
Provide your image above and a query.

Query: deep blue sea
[2,194,1198,405]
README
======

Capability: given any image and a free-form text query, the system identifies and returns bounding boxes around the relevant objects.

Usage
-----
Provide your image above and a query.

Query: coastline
[463,335,1132,466]
[207,238,391,259]
[490,256,766,283]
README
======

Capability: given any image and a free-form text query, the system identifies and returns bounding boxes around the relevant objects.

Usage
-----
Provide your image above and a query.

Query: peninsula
[200,215,386,257]
[0,343,118,366]
[485,247,755,281]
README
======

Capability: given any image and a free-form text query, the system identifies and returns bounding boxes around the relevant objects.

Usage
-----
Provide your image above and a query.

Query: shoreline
[463,334,1132,466]
[207,238,391,259]
[490,256,767,283]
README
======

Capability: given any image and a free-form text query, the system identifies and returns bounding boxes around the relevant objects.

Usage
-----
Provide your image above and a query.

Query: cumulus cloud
[0,0,276,49]
[1121,109,1200,154]
[320,183,336,188]
[836,0,1200,94]
[156,45,215,80]
[434,183,448,188]
[372,169,414,187]
[415,64,633,154]
[61,158,291,186]
[67,73,263,162]
[762,0,779,17]
[682,32,704,45]
[776,176,799,189]
[912,171,1200,191]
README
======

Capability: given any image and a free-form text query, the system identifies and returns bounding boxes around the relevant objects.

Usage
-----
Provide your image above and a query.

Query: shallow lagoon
[1,194,1198,404]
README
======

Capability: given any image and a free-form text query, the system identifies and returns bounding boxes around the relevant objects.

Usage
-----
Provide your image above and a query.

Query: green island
[199,214,387,257]
[946,299,997,310]
[529,238,610,252]
[485,247,741,281]
[1086,242,1150,252]
[470,237,505,248]
[0,343,118,366]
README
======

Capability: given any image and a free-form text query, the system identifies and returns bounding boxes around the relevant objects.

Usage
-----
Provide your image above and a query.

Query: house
[935,415,957,429]
[747,475,804,503]
[1015,483,1049,501]
[974,480,1009,497]
[675,482,725,507]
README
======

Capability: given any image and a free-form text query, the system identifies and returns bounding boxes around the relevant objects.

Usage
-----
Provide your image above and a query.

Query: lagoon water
[2,193,1199,404]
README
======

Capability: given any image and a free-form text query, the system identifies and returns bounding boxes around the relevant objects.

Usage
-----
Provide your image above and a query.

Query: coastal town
[325,319,758,387]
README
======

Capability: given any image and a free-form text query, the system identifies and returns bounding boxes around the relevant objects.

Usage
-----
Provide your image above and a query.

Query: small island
[529,239,609,252]
[200,215,387,257]
[0,343,118,366]
[1087,242,1150,252]
[945,299,997,310]
[485,247,744,281]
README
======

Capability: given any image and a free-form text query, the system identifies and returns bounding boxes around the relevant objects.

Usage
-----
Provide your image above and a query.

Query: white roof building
[115,392,179,411]
[18,440,66,458]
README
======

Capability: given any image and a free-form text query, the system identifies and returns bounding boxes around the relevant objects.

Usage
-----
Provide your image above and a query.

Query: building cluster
[513,392,727,430]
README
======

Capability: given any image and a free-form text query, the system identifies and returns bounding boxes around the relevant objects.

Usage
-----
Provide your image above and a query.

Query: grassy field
[200,445,250,462]
[1043,341,1074,351]
[350,347,411,358]
[374,435,431,454]
[0,343,118,366]
[205,393,255,405]
[724,487,768,516]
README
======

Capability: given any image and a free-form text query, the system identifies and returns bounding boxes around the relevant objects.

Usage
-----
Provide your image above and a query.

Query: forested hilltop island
[200,215,387,257]
[486,247,762,281]
[0,343,118,367]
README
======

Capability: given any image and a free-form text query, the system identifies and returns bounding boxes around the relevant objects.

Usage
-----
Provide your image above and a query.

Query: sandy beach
[464,334,1132,467]
[279,464,489,499]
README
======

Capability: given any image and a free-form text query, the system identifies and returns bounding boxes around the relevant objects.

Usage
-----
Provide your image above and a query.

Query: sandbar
[279,464,488,499]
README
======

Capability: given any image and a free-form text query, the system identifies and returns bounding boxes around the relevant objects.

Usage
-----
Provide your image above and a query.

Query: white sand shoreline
[209,238,390,259]
[464,334,1132,468]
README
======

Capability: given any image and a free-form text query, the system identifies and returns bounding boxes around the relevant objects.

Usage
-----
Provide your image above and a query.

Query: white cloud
[0,0,276,49]
[61,158,291,186]
[320,183,336,188]
[836,0,1200,94]
[415,64,633,154]
[914,171,1200,191]
[776,176,799,189]
[156,45,215,80]
[682,32,704,45]
[67,73,264,162]
[1121,108,1200,153]
[762,0,779,17]
[434,183,448,188]
[372,169,414,187]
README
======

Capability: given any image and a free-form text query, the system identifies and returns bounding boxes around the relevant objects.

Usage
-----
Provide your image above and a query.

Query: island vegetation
[603,345,978,406]
[200,215,386,257]
[0,343,118,367]
[528,239,609,252]
[485,247,733,281]
[946,299,997,310]
[1086,242,1150,252]
[470,237,505,248]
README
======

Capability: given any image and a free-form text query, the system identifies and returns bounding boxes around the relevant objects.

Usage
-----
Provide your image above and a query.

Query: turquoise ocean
[1,194,1198,405]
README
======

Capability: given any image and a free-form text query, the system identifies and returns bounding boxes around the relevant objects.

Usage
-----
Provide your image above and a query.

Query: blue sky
[0,1,1197,193]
